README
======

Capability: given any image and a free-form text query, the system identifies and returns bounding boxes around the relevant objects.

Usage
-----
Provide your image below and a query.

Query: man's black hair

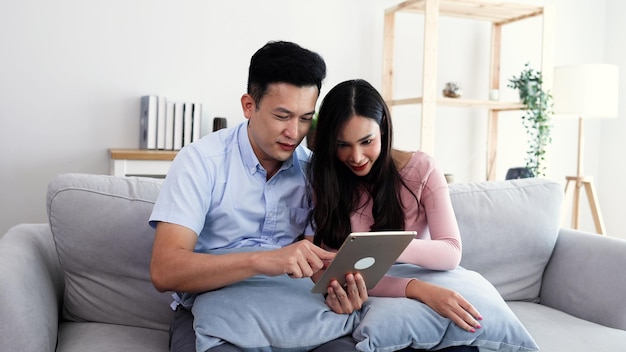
[247,41,326,107]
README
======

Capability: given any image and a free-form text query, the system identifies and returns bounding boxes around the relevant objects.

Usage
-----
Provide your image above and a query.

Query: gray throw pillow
[449,179,562,301]
[353,264,539,352]
[47,173,173,331]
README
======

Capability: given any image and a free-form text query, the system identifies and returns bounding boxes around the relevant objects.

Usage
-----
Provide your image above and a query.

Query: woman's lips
[351,163,367,171]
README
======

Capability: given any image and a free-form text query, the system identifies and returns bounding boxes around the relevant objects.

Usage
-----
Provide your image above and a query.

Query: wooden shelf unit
[382,0,554,180]
[109,148,178,178]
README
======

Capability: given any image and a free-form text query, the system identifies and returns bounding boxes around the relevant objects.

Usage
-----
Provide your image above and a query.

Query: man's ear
[241,94,255,119]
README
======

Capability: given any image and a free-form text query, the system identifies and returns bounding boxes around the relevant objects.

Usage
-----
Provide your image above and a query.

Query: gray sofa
[1,173,626,352]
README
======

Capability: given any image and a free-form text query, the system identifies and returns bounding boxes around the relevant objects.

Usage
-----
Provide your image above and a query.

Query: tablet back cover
[311,231,416,293]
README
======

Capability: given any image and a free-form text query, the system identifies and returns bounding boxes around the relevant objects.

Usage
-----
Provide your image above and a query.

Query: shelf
[109,148,178,161]
[389,97,524,111]
[386,0,544,24]
[382,0,554,180]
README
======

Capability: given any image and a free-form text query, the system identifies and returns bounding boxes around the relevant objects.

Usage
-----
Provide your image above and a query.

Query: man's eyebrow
[272,107,315,117]
[272,107,293,115]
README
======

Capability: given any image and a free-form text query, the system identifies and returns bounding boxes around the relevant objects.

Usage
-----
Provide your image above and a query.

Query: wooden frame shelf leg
[565,176,605,235]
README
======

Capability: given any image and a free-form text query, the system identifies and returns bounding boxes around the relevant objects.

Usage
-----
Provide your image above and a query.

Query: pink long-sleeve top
[350,151,461,297]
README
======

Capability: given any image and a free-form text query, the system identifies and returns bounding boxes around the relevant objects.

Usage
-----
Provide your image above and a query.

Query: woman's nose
[350,147,362,162]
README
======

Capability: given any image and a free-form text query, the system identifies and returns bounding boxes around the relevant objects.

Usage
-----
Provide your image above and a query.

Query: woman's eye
[362,139,373,145]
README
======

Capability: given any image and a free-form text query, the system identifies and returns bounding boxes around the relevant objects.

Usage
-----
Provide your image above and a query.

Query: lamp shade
[552,64,619,119]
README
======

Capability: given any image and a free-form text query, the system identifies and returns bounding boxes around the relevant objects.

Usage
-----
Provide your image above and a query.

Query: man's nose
[284,118,299,139]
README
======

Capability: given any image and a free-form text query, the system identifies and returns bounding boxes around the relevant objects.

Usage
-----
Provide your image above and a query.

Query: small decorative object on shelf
[505,167,534,180]
[489,89,500,101]
[213,117,227,132]
[442,82,462,98]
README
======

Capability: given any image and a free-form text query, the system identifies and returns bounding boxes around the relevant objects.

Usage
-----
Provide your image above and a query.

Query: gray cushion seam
[48,187,156,211]
[450,181,560,196]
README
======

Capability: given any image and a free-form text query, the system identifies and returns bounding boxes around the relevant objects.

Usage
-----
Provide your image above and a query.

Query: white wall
[601,0,626,239]
[1,0,624,239]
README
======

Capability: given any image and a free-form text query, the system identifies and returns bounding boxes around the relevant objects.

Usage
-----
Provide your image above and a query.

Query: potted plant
[507,63,554,177]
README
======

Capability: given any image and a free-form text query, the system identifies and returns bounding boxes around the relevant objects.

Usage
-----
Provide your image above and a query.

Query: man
[149,41,365,352]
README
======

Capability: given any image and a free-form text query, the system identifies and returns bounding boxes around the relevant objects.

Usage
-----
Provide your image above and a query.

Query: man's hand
[254,240,336,278]
[406,280,483,332]
[151,223,334,293]
[324,273,368,314]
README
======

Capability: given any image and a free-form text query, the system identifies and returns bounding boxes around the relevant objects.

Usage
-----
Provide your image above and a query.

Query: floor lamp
[552,64,619,235]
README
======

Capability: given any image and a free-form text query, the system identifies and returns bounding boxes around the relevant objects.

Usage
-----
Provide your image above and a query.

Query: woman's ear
[241,94,255,119]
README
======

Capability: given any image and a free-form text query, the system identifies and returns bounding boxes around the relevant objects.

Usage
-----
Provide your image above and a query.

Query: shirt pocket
[287,207,311,237]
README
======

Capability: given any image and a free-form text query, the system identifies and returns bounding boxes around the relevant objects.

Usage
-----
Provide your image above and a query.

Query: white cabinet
[109,149,177,178]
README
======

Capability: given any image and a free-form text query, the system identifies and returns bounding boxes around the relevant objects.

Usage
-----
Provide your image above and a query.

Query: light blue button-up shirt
[149,121,314,253]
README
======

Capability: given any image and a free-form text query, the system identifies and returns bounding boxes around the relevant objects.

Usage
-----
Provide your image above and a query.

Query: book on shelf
[192,103,202,142]
[139,95,158,149]
[164,101,175,150]
[183,102,193,147]
[156,96,167,150]
[140,95,205,150]
[173,102,184,150]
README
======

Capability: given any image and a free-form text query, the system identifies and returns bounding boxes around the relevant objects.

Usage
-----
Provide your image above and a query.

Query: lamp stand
[564,117,606,234]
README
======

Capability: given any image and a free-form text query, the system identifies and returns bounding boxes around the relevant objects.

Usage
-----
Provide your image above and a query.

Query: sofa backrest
[46,173,562,328]
[47,173,173,331]
[449,178,562,302]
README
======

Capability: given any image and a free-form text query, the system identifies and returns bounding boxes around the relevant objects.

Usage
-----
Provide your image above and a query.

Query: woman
[310,79,482,333]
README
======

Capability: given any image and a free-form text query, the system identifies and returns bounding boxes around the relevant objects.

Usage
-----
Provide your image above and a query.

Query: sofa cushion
[508,301,626,352]
[57,322,169,352]
[449,178,562,302]
[353,265,538,352]
[47,173,173,331]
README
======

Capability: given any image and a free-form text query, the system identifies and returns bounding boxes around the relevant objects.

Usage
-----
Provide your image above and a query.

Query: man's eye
[274,115,289,120]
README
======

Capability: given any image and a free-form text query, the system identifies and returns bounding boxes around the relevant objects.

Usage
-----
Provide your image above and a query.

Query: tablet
[310,231,416,294]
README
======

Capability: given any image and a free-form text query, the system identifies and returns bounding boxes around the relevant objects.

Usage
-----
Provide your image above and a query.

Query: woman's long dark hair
[310,79,413,248]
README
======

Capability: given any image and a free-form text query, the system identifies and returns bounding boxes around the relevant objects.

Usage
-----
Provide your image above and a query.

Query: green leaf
[507,63,554,177]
